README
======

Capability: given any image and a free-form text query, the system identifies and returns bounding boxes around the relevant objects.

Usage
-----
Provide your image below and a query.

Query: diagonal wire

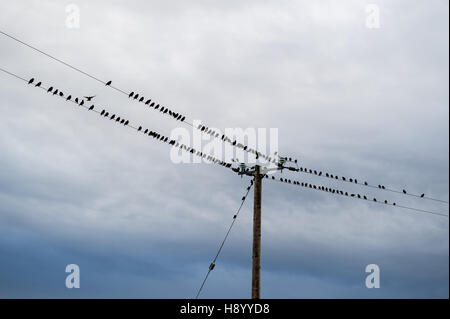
[195,179,254,299]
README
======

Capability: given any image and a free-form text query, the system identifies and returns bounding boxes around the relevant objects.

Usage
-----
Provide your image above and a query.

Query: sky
[0,0,448,298]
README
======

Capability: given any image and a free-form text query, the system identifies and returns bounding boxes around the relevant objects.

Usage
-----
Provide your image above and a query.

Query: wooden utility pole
[252,165,262,299]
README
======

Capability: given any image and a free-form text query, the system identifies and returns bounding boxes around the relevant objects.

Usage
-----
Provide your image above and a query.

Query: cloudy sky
[0,0,448,298]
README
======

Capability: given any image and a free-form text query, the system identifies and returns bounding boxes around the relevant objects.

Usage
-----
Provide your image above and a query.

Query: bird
[47,86,53,93]
[105,81,112,86]
[89,105,94,111]
[155,104,160,110]
[110,114,115,120]
[124,120,129,126]
[104,112,109,117]
[59,92,64,97]
[378,185,382,189]
[53,89,59,96]
[145,99,151,105]
[28,78,34,84]
[150,102,155,107]
[128,92,134,98]
[139,97,144,102]
[363,196,367,200]
[144,129,148,134]
[403,189,407,194]
[75,97,79,104]
[384,200,388,204]
[138,126,142,132]
[66,95,72,101]
[35,82,41,87]
[116,117,121,122]
[133,93,139,100]
[181,116,185,121]
[373,198,377,202]
[79,100,84,106]
[100,110,105,116]
[420,193,425,198]
[120,119,125,124]
[84,95,96,101]
[342,177,346,181]
[381,185,385,190]
[364,181,368,186]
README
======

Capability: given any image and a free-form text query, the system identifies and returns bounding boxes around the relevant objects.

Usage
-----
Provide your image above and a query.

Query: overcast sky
[0,0,448,298]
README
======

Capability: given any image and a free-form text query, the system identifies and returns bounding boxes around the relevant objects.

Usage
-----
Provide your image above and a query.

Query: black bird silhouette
[393,203,396,206]
[381,185,385,189]
[100,110,105,116]
[75,97,79,103]
[47,86,53,93]
[342,177,346,181]
[89,105,94,111]
[145,99,151,105]
[144,129,148,134]
[133,93,139,100]
[116,117,121,122]
[155,104,160,110]
[35,82,41,87]
[104,112,109,117]
[120,119,125,124]
[150,102,155,107]
[84,95,96,101]
[79,100,84,106]
[363,196,367,200]
[364,181,368,186]
[373,198,377,202]
[59,92,64,97]
[124,120,129,126]
[181,116,185,121]
[378,185,382,189]
[28,78,34,84]
[66,95,72,101]
[403,189,407,194]
[139,97,144,102]
[138,126,142,131]
[110,114,115,120]
[53,89,59,95]
[105,81,112,86]
[384,200,388,204]
[420,193,425,198]
[128,92,134,98]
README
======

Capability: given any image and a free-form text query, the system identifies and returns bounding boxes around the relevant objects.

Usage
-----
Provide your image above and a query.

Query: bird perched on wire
[89,105,94,111]
[128,92,134,98]
[75,97,79,104]
[84,95,96,101]
[59,92,64,97]
[53,89,59,96]
[28,78,34,84]
[47,86,53,93]
[105,81,112,86]
[66,95,72,101]
[79,100,84,106]
[420,193,425,198]
[35,81,41,87]
[403,189,407,194]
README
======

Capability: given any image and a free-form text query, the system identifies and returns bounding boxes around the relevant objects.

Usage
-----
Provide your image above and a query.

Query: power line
[196,179,254,299]
[2,29,447,205]
[0,67,236,172]
[267,175,449,218]
[280,164,449,204]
